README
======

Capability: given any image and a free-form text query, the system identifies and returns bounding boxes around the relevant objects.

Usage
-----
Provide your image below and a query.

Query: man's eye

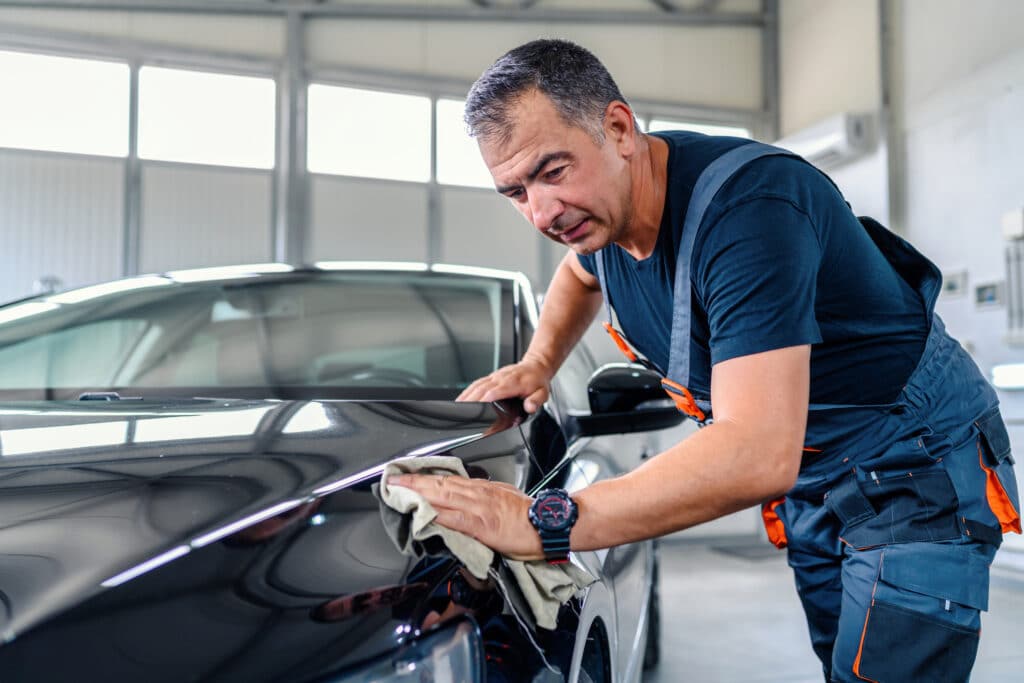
[545,166,565,181]
[507,189,524,200]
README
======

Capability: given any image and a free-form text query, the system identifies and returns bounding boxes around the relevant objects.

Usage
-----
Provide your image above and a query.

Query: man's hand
[387,473,544,561]
[456,357,553,413]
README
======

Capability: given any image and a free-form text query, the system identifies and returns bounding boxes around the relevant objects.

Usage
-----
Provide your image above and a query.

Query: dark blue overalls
[595,143,1021,682]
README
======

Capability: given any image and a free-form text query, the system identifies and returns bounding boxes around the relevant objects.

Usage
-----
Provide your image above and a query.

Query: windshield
[0,272,515,400]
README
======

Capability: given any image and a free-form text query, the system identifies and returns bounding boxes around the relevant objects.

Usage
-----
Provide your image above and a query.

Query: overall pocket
[853,543,988,683]
[826,461,961,549]
[975,407,1021,534]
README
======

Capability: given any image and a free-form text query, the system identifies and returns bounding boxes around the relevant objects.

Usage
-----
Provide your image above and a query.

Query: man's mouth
[560,219,589,243]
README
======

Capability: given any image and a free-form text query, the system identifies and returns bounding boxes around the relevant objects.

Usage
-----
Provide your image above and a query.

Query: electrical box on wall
[942,270,967,297]
[976,282,1004,307]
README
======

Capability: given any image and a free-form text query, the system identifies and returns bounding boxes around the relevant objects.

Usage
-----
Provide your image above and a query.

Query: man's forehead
[479,97,582,173]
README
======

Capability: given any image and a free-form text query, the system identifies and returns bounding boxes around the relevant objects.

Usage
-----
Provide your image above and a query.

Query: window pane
[138,66,275,169]
[648,118,751,138]
[307,84,430,182]
[436,98,492,189]
[0,50,128,157]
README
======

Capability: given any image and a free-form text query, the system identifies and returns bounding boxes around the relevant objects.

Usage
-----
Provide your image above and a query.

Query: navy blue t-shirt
[578,131,928,405]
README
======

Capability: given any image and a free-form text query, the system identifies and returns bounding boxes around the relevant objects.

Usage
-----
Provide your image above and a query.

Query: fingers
[456,376,492,402]
[523,386,549,414]
[389,473,477,509]
[457,372,512,403]
[456,362,550,406]
[388,473,540,559]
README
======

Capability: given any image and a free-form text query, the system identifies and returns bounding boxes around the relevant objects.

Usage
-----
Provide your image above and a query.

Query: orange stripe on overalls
[601,322,638,363]
[660,377,706,423]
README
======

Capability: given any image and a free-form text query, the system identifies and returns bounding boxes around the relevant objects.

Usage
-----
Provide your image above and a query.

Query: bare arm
[392,344,809,559]
[568,344,808,549]
[458,250,603,412]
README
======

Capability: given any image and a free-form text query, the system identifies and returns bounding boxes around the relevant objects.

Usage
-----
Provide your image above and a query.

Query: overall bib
[595,142,1021,682]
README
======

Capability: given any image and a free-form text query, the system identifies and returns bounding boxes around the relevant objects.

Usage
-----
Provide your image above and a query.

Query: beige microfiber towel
[374,455,595,630]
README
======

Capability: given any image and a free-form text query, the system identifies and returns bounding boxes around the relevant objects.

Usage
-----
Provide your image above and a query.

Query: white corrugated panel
[0,149,124,303]
[139,163,272,273]
[309,176,429,262]
[439,187,542,287]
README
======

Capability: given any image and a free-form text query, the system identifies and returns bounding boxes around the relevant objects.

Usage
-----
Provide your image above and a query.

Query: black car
[0,263,681,682]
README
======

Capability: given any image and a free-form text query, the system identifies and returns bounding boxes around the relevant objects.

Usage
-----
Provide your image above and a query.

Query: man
[390,39,1021,681]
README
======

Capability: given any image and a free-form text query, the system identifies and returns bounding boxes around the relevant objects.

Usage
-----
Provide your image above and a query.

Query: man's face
[479,90,632,255]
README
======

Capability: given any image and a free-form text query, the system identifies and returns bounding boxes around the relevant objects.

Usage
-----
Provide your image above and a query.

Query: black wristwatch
[528,488,578,564]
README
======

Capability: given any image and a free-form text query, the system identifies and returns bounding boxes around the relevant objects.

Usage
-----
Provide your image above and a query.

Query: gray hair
[464,39,634,143]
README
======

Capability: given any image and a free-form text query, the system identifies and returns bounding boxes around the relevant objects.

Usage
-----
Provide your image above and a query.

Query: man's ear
[604,100,637,156]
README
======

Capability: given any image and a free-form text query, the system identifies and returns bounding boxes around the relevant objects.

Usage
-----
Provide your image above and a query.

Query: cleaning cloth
[374,455,595,630]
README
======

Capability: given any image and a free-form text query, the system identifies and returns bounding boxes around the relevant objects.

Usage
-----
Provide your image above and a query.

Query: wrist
[520,352,556,379]
[528,488,578,564]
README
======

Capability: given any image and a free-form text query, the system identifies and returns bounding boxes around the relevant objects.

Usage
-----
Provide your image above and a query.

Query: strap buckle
[661,377,707,423]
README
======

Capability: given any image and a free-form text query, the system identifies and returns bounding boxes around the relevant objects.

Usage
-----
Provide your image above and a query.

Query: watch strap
[539,531,571,564]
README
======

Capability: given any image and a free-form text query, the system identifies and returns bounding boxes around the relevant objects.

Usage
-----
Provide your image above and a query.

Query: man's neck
[615,133,669,261]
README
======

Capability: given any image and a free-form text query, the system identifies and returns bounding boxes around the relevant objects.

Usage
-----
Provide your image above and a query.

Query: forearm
[569,419,801,551]
[522,252,603,375]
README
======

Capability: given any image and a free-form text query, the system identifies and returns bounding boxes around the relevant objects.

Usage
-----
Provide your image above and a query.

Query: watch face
[534,493,576,531]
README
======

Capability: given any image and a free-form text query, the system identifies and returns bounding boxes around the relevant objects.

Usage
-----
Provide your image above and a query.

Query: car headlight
[334,619,484,682]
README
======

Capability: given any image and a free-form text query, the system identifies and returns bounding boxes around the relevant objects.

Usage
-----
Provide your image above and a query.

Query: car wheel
[642,557,660,671]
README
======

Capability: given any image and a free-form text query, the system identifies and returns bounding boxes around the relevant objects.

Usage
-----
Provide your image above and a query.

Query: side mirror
[567,363,684,438]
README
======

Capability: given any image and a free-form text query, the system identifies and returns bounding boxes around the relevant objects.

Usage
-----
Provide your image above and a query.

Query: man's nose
[527,188,564,233]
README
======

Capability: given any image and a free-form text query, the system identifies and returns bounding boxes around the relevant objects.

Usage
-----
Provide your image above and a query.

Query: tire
[642,557,660,671]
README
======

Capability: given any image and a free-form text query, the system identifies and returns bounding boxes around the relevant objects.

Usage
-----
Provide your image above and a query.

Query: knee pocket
[852,544,988,683]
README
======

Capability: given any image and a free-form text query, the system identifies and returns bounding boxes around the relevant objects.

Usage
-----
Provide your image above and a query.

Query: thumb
[523,387,549,414]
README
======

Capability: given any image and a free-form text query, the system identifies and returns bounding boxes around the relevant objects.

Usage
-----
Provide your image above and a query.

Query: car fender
[565,552,618,683]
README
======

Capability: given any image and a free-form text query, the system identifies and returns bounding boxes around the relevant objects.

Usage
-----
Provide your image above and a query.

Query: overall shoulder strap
[594,249,614,326]
[666,142,798,386]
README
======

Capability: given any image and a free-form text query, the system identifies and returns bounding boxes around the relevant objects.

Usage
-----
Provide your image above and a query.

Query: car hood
[0,398,528,681]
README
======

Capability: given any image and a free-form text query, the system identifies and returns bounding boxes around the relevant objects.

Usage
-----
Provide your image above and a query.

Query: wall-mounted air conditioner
[773,112,877,170]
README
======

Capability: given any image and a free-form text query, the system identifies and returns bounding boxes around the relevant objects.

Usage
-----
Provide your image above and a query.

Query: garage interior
[1,0,1023,681]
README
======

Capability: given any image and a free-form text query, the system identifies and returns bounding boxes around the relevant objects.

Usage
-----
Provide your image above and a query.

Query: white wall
[0,149,124,301]
[439,187,548,287]
[309,176,429,263]
[139,164,273,273]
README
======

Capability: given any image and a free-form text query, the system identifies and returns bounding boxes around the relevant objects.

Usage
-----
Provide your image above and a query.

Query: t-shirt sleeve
[577,252,597,276]
[694,197,823,365]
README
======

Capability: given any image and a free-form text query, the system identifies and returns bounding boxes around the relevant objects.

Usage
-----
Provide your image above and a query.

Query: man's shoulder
[714,153,838,217]
[654,131,834,207]
[655,131,754,182]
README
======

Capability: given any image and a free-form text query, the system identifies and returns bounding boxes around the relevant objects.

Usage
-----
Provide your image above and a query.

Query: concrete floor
[642,538,1024,683]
